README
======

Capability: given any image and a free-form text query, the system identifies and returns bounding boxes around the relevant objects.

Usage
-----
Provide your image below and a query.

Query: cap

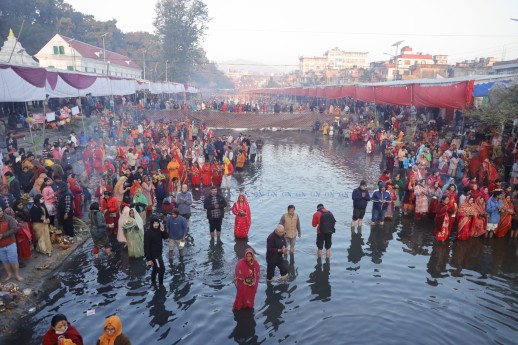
[360,180,367,186]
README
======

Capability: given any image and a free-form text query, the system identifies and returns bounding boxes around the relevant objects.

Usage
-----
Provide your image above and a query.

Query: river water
[7,131,518,345]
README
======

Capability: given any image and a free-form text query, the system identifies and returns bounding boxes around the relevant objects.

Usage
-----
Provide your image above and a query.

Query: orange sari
[495,198,513,237]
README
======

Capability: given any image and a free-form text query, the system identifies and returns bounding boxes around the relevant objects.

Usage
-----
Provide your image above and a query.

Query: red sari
[212,163,223,187]
[68,177,83,218]
[201,162,212,186]
[233,248,260,310]
[434,203,455,241]
[232,195,251,238]
[495,198,513,237]
[456,201,476,241]
[471,197,488,237]
[190,164,201,186]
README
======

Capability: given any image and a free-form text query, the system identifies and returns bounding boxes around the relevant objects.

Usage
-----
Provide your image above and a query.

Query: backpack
[319,210,336,234]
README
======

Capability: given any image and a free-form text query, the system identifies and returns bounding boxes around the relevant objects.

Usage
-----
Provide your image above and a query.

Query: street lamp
[100,33,108,75]
[165,60,169,82]
[391,40,404,80]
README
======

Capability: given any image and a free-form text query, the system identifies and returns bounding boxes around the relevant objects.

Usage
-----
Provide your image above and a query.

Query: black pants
[151,257,165,285]
[266,260,288,280]
[209,217,223,232]
[61,214,75,237]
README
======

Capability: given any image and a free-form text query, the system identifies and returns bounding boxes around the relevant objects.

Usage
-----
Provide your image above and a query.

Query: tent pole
[25,102,34,144]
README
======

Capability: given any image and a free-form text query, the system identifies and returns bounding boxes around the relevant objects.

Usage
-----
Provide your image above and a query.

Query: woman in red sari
[201,161,212,187]
[232,194,251,239]
[68,177,83,218]
[456,195,477,241]
[495,193,514,238]
[402,175,416,215]
[471,196,488,237]
[178,160,189,186]
[190,161,201,188]
[233,248,260,310]
[212,161,223,187]
[434,195,456,242]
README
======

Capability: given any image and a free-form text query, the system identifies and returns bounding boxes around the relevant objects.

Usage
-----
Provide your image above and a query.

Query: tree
[466,81,518,134]
[154,0,210,83]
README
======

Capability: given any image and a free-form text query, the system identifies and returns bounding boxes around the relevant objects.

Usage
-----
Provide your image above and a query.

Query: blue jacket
[166,215,188,240]
[403,156,416,169]
[371,190,392,210]
[352,188,371,209]
[486,197,503,224]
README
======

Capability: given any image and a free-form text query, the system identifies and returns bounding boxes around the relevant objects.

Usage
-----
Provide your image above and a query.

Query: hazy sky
[66,0,518,71]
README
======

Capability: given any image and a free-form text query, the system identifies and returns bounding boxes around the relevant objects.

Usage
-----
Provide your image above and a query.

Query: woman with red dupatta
[471,196,488,237]
[93,145,104,175]
[68,177,83,218]
[233,248,260,310]
[178,160,189,186]
[232,194,251,239]
[456,195,477,241]
[495,193,514,238]
[434,195,456,242]
[201,161,212,187]
[402,175,416,215]
[212,161,223,187]
[190,161,201,188]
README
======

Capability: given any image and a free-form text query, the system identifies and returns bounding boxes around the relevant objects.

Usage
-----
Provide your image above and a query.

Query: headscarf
[98,315,123,345]
[232,193,251,228]
[34,173,48,193]
[223,157,231,175]
[442,178,455,194]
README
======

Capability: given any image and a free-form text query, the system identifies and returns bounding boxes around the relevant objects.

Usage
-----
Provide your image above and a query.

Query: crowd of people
[2,96,518,342]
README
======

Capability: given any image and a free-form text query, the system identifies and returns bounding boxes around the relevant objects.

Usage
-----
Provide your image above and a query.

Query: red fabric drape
[374,85,412,106]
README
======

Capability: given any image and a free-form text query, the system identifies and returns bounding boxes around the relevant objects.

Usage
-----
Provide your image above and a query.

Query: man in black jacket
[203,186,227,240]
[144,217,169,286]
[57,181,75,237]
[266,224,288,282]
[351,180,371,227]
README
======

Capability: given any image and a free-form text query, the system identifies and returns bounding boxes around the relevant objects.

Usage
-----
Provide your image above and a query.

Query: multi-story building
[299,47,368,75]
[35,34,141,78]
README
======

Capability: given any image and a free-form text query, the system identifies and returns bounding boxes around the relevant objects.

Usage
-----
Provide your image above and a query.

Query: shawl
[232,194,251,226]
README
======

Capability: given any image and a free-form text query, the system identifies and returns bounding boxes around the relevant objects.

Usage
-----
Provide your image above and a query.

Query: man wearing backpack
[312,203,336,259]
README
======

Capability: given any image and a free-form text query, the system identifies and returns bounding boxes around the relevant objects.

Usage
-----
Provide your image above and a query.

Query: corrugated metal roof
[58,34,141,70]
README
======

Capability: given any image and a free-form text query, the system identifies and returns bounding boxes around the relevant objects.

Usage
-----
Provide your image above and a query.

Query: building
[0,28,38,66]
[492,58,518,75]
[299,47,368,75]
[35,34,141,78]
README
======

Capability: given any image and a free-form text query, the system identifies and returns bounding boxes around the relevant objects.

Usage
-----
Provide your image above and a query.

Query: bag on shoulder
[319,210,336,234]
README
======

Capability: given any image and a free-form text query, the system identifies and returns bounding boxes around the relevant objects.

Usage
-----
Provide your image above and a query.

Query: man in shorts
[166,209,188,260]
[203,186,227,240]
[279,205,301,254]
[351,180,371,227]
[312,203,336,259]
[0,207,23,281]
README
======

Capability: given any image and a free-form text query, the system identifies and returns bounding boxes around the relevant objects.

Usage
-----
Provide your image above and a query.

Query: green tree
[467,81,518,133]
[154,0,210,83]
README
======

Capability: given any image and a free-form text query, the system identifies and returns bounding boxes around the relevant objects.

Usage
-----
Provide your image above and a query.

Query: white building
[299,47,368,75]
[35,34,141,78]
[0,28,38,66]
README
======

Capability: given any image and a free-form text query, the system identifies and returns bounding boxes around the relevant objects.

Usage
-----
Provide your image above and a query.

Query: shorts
[316,233,332,250]
[209,217,223,232]
[0,243,18,264]
[512,219,518,230]
[352,208,366,221]
[168,239,185,250]
[285,237,297,247]
[487,223,498,231]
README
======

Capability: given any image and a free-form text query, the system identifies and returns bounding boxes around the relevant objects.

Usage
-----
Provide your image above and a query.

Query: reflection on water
[4,131,518,345]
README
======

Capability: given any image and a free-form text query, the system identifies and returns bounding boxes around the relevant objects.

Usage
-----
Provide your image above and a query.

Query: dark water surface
[7,132,518,345]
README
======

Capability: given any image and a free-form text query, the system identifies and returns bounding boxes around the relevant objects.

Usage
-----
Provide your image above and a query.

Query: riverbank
[0,226,91,336]
[0,117,97,336]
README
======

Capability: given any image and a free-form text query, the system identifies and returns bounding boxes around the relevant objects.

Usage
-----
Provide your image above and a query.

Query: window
[94,68,97,73]
[53,46,59,55]
[84,67,88,72]
[59,46,65,55]
[67,66,74,71]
